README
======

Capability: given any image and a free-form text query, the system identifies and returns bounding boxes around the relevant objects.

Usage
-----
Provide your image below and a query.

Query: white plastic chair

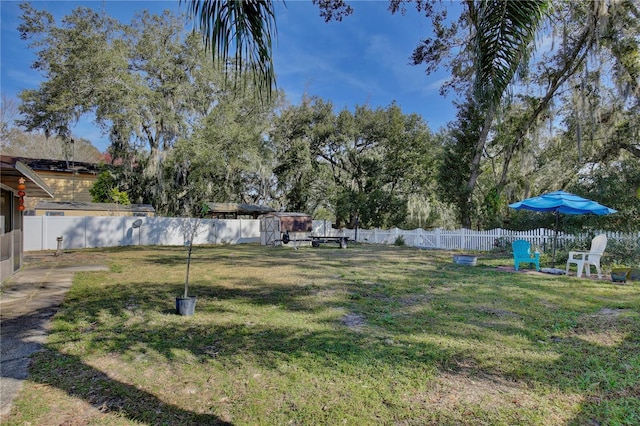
[565,234,608,279]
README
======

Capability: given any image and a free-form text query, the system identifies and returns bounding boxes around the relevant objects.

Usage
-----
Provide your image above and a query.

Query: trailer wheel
[312,240,320,248]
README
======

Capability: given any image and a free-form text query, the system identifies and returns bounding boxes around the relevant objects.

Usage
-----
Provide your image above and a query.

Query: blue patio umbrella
[509,190,617,267]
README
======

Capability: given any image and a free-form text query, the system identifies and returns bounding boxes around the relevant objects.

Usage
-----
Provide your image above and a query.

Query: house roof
[263,212,311,218]
[34,201,155,212]
[17,156,101,175]
[205,202,276,216]
[0,155,55,198]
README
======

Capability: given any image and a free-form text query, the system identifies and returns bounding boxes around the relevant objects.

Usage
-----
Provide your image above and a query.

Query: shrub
[604,237,640,267]
[393,235,406,246]
[492,237,512,253]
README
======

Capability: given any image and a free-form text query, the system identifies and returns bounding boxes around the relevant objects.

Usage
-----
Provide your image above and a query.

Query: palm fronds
[470,0,550,110]
[183,0,277,101]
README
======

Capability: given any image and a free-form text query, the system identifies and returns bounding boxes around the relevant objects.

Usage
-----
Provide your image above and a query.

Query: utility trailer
[281,231,349,249]
[310,235,348,249]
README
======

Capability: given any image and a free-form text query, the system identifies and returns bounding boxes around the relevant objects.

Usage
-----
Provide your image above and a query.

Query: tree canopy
[10,0,640,231]
[387,0,640,229]
[271,96,441,228]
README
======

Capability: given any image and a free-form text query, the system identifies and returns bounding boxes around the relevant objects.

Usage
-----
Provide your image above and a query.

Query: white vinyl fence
[23,216,260,251]
[24,215,639,253]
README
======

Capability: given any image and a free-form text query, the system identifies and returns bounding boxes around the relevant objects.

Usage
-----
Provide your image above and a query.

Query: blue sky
[1,0,459,152]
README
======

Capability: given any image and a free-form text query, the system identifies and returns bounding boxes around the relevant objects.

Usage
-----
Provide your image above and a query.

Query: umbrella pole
[552,211,559,268]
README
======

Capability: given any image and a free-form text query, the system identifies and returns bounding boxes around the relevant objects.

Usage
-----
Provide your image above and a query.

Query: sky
[1,0,460,153]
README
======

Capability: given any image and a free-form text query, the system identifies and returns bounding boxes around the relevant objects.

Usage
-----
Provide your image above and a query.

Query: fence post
[122,216,127,247]
[40,216,45,250]
[83,216,88,249]
[43,215,48,250]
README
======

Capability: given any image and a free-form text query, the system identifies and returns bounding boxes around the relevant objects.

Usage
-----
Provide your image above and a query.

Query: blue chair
[512,240,540,271]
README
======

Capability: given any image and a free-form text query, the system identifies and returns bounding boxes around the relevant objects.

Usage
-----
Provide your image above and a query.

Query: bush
[604,237,640,267]
[492,237,512,253]
[394,235,406,246]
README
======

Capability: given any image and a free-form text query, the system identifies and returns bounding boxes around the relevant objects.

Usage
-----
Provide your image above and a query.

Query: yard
[5,244,640,425]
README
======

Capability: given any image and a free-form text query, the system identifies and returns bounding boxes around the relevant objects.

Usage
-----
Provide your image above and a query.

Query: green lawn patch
[5,244,639,425]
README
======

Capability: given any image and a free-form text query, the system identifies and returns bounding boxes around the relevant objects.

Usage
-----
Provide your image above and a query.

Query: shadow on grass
[61,275,640,419]
[137,243,416,273]
[51,279,452,366]
[523,317,640,425]
[1,304,232,425]
[30,347,233,425]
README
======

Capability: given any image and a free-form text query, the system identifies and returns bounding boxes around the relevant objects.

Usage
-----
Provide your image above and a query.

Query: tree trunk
[461,110,495,228]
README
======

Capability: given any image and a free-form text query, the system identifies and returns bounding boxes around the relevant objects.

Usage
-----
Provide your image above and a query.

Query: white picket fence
[331,226,639,252]
[333,227,562,251]
[23,215,639,252]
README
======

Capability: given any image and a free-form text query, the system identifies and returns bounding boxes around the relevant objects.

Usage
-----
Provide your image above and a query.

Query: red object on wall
[17,177,26,212]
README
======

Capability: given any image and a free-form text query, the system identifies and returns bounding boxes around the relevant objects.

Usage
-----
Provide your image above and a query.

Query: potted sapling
[176,203,211,316]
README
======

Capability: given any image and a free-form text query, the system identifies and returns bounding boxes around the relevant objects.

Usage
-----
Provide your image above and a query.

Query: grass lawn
[4,244,640,425]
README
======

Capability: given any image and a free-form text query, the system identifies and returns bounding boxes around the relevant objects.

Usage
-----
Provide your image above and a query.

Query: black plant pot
[176,296,197,316]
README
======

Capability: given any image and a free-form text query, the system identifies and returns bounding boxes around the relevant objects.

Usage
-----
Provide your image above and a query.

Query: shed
[261,212,313,246]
